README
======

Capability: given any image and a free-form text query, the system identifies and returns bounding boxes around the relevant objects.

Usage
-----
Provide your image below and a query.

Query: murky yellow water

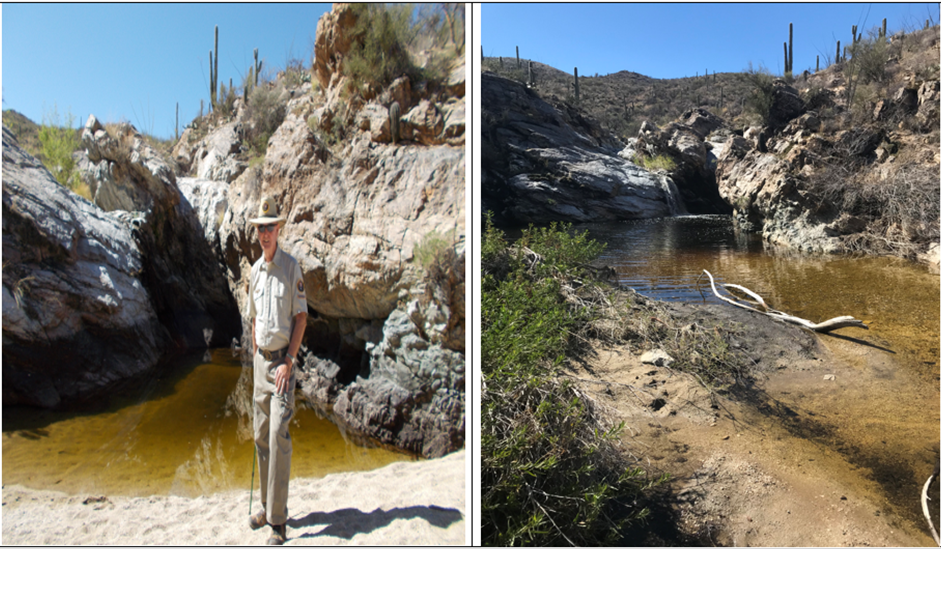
[2,349,412,498]
[580,216,940,529]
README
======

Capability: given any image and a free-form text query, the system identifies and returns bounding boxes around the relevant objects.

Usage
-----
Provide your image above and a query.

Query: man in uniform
[247,197,307,545]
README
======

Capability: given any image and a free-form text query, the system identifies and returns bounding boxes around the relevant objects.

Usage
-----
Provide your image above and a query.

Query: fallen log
[699,270,869,333]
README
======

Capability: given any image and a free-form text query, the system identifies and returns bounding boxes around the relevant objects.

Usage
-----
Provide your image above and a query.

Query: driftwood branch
[922,462,940,546]
[700,270,868,333]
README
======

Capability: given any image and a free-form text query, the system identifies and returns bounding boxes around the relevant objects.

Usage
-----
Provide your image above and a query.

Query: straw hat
[249,196,286,225]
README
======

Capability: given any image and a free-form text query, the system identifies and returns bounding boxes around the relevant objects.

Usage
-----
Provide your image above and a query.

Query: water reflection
[2,349,410,498]
[577,216,940,376]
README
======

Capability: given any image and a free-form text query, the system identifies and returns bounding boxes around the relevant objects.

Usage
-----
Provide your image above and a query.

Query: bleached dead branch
[699,270,869,333]
[922,463,940,546]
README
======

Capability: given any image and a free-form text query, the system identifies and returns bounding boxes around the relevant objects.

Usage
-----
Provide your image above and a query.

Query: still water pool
[2,349,412,498]
[576,215,940,527]
[578,215,939,379]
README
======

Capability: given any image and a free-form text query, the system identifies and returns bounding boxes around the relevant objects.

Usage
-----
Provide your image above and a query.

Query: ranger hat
[249,196,286,225]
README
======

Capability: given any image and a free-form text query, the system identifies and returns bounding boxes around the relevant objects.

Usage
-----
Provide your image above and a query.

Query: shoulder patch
[297,280,305,294]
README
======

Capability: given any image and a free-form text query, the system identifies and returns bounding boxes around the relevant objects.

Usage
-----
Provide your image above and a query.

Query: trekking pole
[249,443,256,515]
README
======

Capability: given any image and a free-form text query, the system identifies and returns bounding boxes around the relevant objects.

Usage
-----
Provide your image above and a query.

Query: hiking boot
[249,509,267,530]
[267,523,286,546]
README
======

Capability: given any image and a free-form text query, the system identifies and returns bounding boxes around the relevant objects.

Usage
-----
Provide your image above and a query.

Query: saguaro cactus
[573,67,580,103]
[389,101,401,145]
[210,25,219,109]
[528,61,535,87]
[787,23,794,73]
[516,46,520,68]
[881,18,887,39]
[210,51,216,107]
[836,40,841,63]
[784,42,789,75]
[254,48,263,88]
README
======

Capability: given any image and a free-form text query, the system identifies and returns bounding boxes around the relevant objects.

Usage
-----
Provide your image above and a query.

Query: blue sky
[482,3,940,79]
[2,3,332,140]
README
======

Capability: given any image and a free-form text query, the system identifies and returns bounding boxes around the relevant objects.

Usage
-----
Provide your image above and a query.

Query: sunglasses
[256,224,278,233]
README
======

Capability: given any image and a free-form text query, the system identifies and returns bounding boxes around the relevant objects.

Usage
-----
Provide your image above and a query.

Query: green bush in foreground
[481,215,664,546]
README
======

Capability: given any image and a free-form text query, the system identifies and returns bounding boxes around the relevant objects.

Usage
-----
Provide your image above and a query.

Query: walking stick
[250,443,256,515]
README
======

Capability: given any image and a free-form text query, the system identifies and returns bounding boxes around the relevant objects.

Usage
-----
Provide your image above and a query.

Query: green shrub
[345,4,419,92]
[633,153,676,172]
[414,229,460,289]
[742,63,775,127]
[244,83,286,156]
[414,229,452,270]
[214,80,239,119]
[344,4,459,95]
[481,215,664,546]
[38,105,81,190]
[849,33,889,84]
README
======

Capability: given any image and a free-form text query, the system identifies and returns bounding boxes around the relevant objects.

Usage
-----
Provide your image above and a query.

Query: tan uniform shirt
[248,245,307,351]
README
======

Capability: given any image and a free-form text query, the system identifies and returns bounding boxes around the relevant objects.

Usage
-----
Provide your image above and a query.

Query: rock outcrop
[716,69,940,256]
[80,116,241,350]
[482,72,681,225]
[2,125,166,407]
[4,4,465,457]
[174,3,466,458]
[332,259,466,458]
[628,108,733,214]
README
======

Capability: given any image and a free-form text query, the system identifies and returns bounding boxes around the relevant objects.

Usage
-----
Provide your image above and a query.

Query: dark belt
[258,346,288,361]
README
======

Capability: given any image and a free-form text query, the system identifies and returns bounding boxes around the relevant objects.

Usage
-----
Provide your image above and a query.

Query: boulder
[2,125,166,408]
[178,177,229,250]
[716,145,837,252]
[194,121,247,183]
[916,79,940,128]
[767,81,806,131]
[635,108,732,214]
[312,3,360,90]
[237,103,465,322]
[641,349,674,368]
[402,99,445,145]
[80,116,178,213]
[893,86,918,115]
[332,300,465,459]
[682,107,725,138]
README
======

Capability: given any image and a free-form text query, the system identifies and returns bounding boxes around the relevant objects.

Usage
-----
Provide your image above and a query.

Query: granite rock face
[630,108,732,215]
[3,110,243,408]
[175,3,468,458]
[481,71,679,225]
[79,116,241,350]
[2,125,166,407]
[333,289,465,458]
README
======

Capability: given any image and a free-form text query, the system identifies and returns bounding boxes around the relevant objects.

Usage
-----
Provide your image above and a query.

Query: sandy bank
[2,450,465,546]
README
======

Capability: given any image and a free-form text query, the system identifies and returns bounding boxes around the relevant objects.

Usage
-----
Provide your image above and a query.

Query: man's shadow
[287,505,463,540]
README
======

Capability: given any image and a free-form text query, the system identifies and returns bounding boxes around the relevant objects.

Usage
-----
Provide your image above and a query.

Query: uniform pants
[253,350,296,526]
